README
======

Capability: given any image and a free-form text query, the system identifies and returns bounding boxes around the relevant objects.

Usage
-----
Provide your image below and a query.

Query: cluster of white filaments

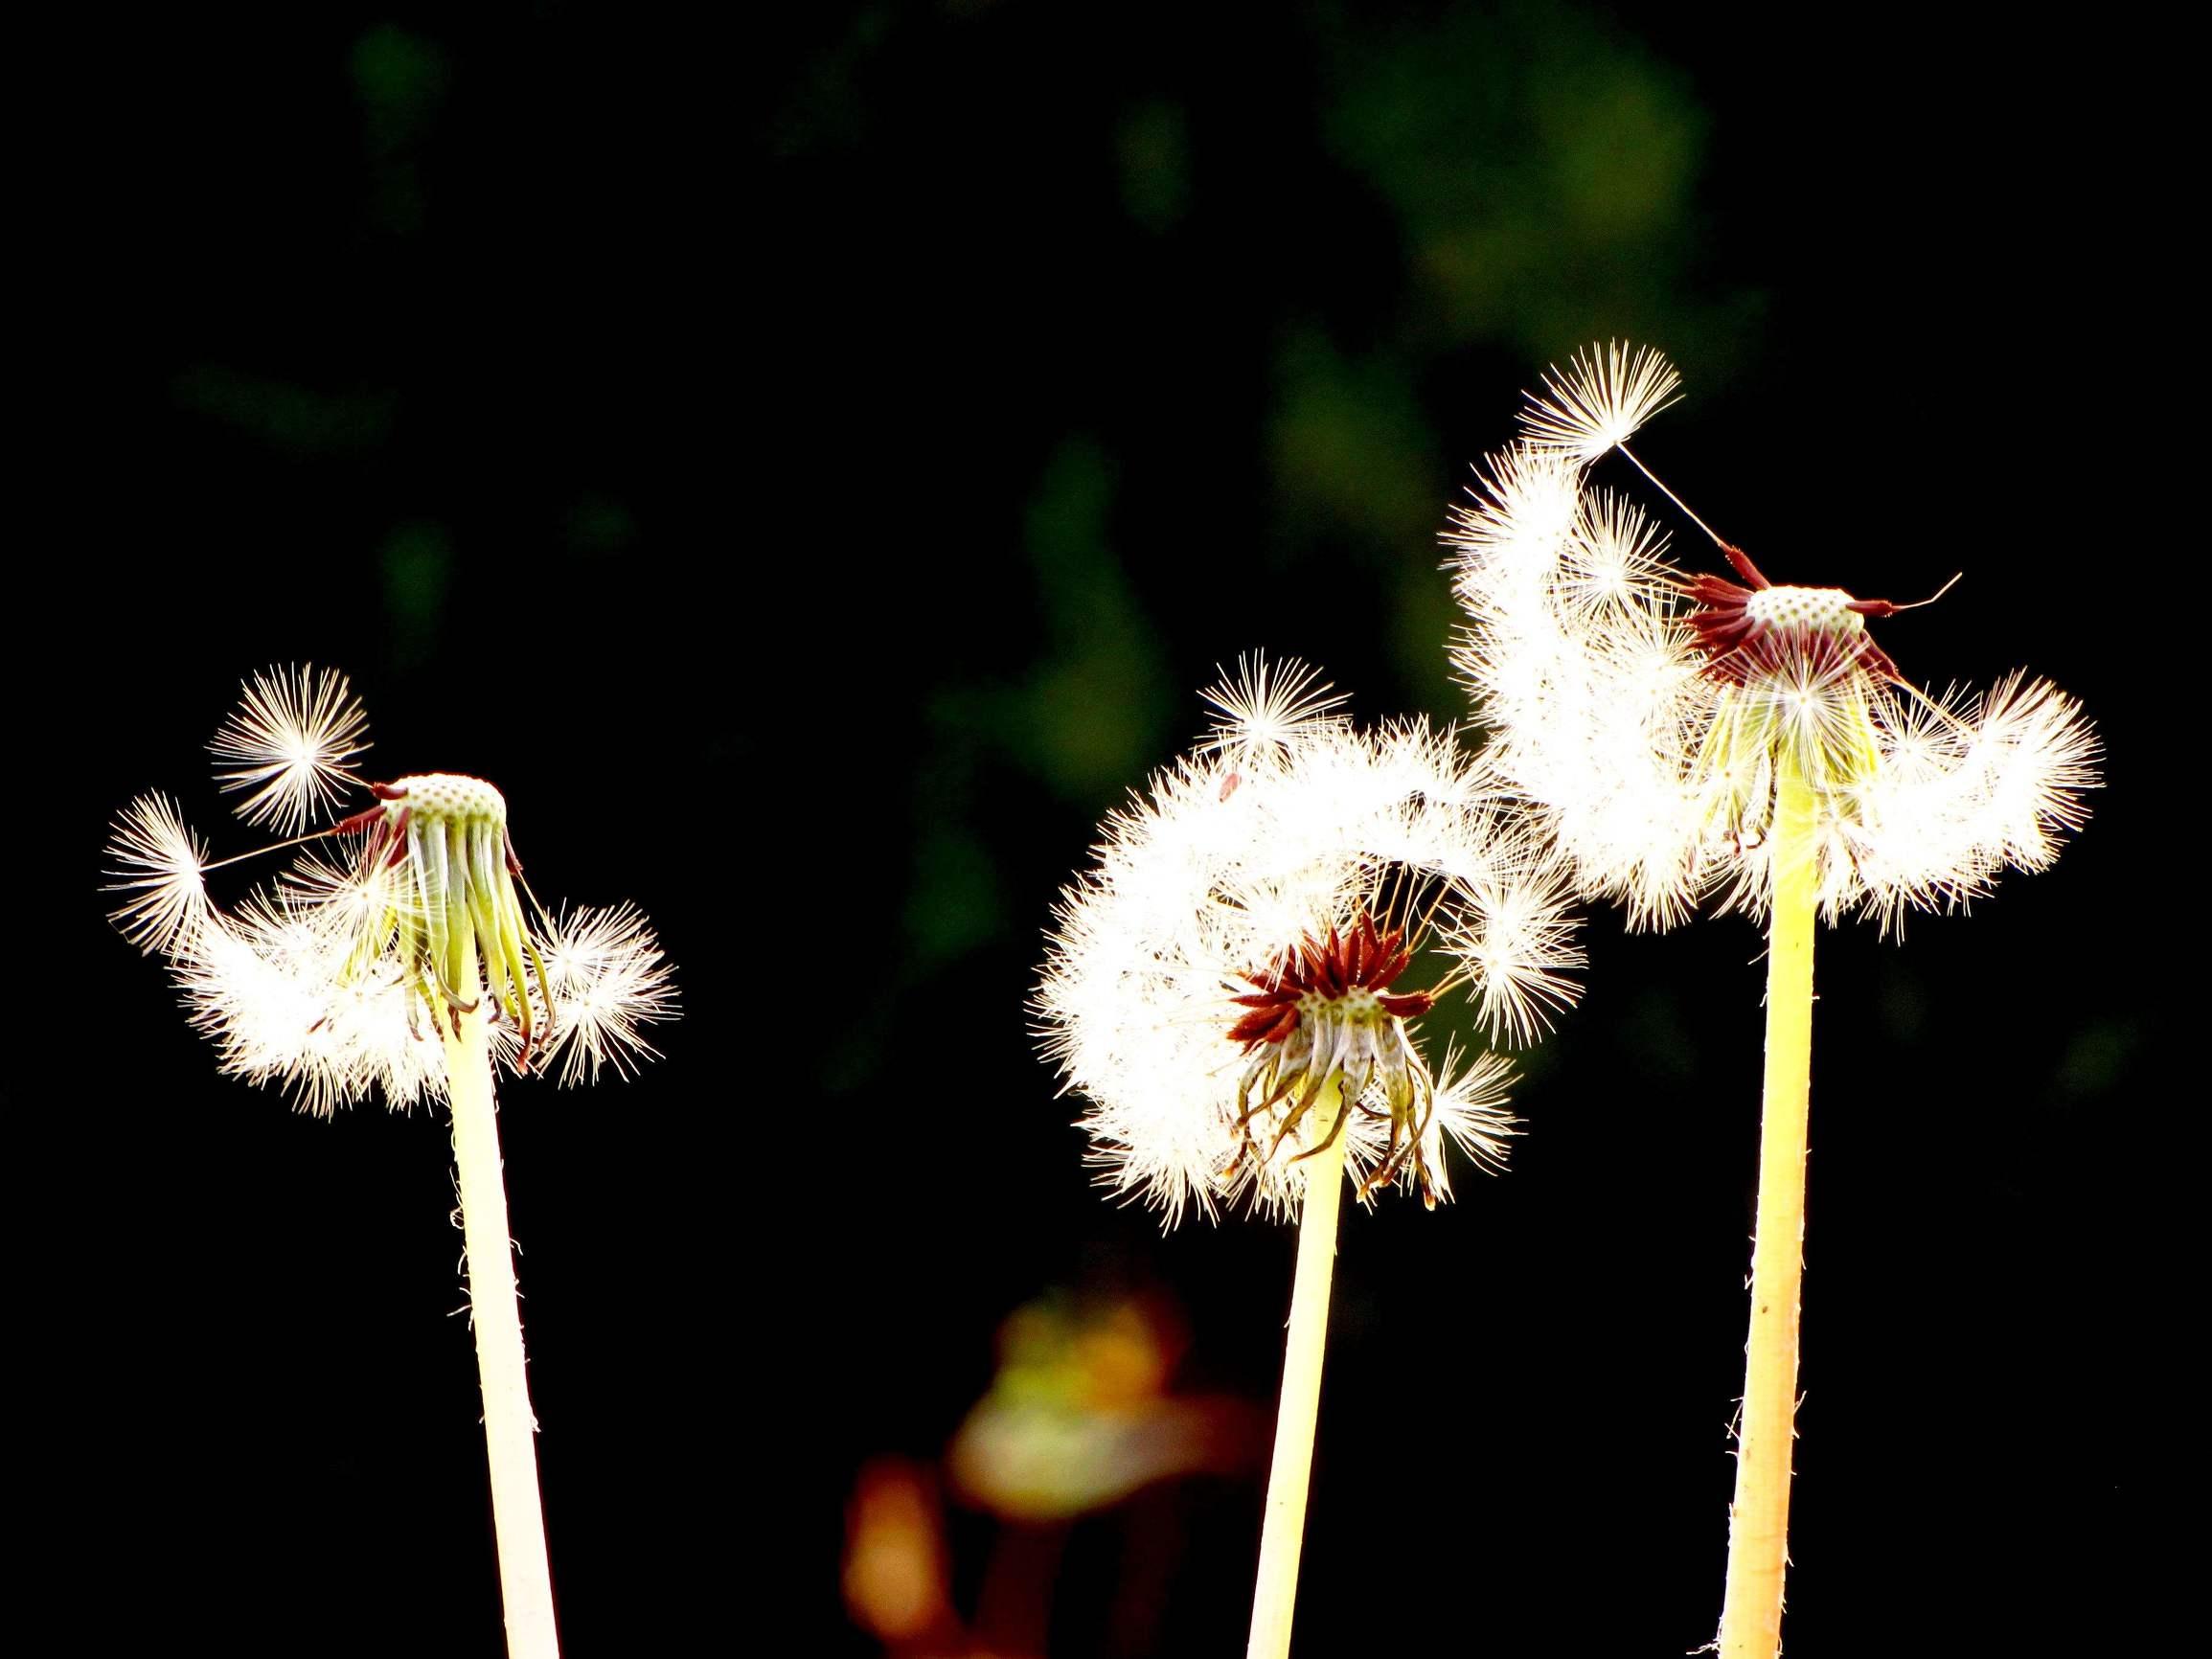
[207,664,374,833]
[1448,343,2100,929]
[103,667,676,1114]
[1036,657,1583,1225]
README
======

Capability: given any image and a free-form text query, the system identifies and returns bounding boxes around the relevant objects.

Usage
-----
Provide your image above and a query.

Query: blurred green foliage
[563,493,637,558]
[351,25,449,236]
[905,440,1174,963]
[351,23,450,130]
[1319,1,1708,352]
[1116,101,1192,235]
[2057,1018,2139,1099]
[1269,330,1437,555]
[1018,440,1172,801]
[379,521,452,668]
[172,366,396,455]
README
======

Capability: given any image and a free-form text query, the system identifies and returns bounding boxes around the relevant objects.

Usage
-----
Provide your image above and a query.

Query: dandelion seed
[208,664,373,834]
[536,903,679,1084]
[1197,651,1352,774]
[102,792,211,955]
[1518,339,1683,464]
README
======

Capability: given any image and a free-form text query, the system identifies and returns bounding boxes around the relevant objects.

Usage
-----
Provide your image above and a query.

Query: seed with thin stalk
[209,663,374,834]
[103,792,211,955]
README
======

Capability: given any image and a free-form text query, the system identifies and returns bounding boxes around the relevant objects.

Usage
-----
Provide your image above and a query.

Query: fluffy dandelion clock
[104,672,673,1110]
[102,667,674,1659]
[1451,343,2098,930]
[1037,656,1581,1659]
[1038,656,1579,1223]
[1446,347,2097,1659]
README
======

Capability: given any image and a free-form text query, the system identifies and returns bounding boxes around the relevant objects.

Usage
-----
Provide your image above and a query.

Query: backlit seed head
[1449,346,2100,930]
[1037,658,1582,1224]
[104,671,676,1113]
[331,773,547,1063]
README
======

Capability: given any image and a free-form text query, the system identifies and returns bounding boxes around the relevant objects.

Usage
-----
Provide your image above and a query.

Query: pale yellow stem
[444,933,561,1659]
[1245,1079,1349,1659]
[1717,746,1818,1659]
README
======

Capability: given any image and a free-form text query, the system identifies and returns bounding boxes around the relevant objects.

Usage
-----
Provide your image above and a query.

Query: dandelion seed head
[108,674,675,1113]
[1453,344,2100,928]
[208,665,371,833]
[1038,659,1579,1225]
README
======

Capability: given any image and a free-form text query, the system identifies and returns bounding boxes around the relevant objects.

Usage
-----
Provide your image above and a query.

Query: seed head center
[1222,906,1450,1206]
[1225,909,1436,1049]
[372,772,510,827]
[1743,585,1867,642]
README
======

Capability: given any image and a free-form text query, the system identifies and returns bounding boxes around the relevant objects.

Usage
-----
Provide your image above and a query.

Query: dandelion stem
[1717,745,1817,1659]
[444,934,560,1659]
[1245,1078,1348,1659]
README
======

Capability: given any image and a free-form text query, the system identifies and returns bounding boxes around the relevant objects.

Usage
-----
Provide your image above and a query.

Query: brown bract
[1685,542,1905,688]
[1227,910,1436,1048]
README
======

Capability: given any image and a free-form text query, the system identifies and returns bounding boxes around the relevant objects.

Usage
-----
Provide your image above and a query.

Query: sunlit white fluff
[105,672,676,1115]
[103,792,213,955]
[535,903,679,1084]
[1036,658,1582,1225]
[1449,346,2099,930]
[207,664,373,833]
[1519,340,1684,464]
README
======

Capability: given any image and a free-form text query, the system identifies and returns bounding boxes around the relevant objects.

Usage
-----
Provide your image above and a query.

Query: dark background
[36,5,2178,1653]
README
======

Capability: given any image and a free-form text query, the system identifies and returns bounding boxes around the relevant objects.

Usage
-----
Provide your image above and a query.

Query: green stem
[1245,1079,1349,1659]
[444,936,561,1659]
[1717,746,1818,1659]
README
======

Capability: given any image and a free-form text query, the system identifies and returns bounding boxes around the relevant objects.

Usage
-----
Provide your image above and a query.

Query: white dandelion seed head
[1451,347,2100,929]
[208,665,372,834]
[1518,340,1684,463]
[108,672,675,1113]
[1037,659,1580,1227]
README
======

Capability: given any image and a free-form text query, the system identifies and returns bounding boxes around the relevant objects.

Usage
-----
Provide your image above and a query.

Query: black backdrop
[35,6,2180,1653]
